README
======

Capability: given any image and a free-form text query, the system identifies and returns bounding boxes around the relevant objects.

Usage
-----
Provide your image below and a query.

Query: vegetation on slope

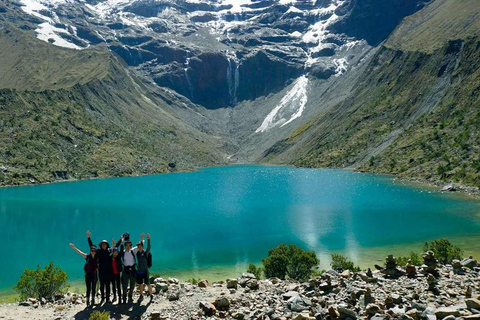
[0,26,225,186]
[386,0,480,53]
[261,0,480,188]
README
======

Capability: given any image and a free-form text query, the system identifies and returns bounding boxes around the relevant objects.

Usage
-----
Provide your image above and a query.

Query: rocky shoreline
[2,254,480,320]
[396,177,480,199]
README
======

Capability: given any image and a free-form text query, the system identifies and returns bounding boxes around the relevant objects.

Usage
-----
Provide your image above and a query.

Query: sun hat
[99,240,110,248]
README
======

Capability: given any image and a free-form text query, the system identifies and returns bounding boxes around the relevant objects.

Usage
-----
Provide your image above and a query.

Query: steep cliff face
[261,0,480,187]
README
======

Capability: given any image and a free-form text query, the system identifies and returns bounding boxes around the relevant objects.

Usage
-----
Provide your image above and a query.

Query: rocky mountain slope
[0,25,227,186]
[261,0,480,188]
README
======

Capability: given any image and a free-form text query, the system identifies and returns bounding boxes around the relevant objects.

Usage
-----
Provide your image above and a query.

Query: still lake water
[1,165,480,290]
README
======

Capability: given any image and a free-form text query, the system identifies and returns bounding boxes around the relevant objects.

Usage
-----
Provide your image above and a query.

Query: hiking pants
[85,273,97,301]
[99,273,111,300]
[111,274,121,299]
[122,268,136,303]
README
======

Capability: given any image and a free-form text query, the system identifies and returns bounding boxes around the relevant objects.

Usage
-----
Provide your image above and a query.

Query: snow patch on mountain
[219,0,255,13]
[36,22,82,49]
[85,0,133,19]
[256,75,309,133]
[333,58,348,76]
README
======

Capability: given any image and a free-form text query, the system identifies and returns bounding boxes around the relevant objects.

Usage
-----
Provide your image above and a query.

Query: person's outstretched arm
[132,233,145,254]
[146,234,151,254]
[69,243,87,259]
[86,230,94,248]
[118,236,124,255]
[115,236,123,248]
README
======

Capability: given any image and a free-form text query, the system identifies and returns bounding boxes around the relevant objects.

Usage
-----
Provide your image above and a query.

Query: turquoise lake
[1,165,480,291]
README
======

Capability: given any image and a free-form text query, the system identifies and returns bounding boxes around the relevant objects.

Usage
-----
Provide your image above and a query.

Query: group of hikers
[69,230,153,307]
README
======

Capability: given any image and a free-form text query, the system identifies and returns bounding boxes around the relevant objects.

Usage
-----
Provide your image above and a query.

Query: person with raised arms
[87,230,114,304]
[135,233,152,303]
[116,232,144,304]
[69,232,98,308]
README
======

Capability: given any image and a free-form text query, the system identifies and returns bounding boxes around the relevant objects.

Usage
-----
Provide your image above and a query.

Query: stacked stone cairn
[405,259,417,278]
[377,254,405,278]
[421,250,439,277]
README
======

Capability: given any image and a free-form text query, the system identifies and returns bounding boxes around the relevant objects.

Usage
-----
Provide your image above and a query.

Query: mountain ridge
[260,0,480,188]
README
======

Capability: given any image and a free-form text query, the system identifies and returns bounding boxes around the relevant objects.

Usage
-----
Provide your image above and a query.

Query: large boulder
[466,298,480,310]
[461,257,478,269]
[213,297,230,311]
[226,278,238,289]
[199,301,216,316]
[434,307,461,319]
[197,280,209,288]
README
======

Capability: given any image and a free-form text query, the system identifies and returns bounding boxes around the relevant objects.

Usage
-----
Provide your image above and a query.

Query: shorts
[136,271,149,285]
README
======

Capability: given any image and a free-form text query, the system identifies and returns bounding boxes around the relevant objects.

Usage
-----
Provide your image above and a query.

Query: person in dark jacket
[69,232,98,308]
[135,233,152,303]
[87,230,116,304]
[110,240,123,303]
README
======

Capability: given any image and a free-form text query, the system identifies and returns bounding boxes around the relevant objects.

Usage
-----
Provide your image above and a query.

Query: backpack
[136,251,153,269]
[147,252,152,269]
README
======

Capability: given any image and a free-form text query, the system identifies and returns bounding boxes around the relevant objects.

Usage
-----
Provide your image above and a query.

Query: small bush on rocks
[89,310,110,320]
[247,263,263,279]
[186,278,201,285]
[423,238,464,265]
[397,252,422,266]
[263,244,319,281]
[14,262,69,300]
[330,254,361,272]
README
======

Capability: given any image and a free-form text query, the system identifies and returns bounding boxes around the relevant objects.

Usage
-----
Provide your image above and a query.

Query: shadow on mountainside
[74,300,153,320]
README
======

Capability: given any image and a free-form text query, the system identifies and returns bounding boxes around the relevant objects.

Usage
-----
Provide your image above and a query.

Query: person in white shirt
[117,232,144,304]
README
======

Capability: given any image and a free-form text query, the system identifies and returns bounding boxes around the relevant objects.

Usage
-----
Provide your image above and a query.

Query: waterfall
[226,51,240,105]
[184,57,194,99]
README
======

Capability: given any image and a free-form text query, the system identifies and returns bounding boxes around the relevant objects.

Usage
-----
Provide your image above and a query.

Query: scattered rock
[167,291,179,301]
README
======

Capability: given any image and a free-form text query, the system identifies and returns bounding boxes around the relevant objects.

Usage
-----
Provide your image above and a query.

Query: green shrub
[423,238,464,265]
[247,263,263,279]
[89,310,110,320]
[263,244,319,281]
[397,252,422,266]
[186,278,200,285]
[330,254,361,272]
[14,262,69,300]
